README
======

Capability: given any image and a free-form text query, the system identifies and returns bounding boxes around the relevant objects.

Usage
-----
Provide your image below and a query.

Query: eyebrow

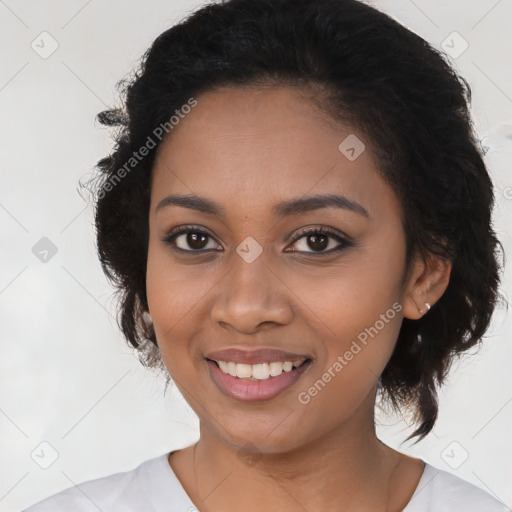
[155,193,369,218]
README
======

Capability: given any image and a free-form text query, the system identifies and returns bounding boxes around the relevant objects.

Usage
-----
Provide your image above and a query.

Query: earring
[140,310,157,347]
[418,302,431,315]
[142,311,153,329]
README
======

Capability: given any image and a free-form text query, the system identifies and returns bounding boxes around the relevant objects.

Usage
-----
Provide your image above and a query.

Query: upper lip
[204,348,311,365]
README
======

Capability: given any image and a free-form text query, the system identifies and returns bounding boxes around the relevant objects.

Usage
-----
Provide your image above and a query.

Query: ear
[402,252,452,320]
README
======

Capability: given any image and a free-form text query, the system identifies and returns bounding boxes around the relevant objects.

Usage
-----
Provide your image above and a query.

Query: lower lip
[206,360,311,402]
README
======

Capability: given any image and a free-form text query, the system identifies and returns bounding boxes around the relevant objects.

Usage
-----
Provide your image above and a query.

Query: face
[146,85,416,453]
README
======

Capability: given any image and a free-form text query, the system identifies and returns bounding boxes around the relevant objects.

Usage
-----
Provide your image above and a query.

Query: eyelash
[162,224,353,256]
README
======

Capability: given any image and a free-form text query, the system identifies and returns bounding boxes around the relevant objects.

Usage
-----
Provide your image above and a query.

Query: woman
[24,0,508,510]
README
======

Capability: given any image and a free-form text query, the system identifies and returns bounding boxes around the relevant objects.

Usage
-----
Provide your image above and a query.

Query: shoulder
[22,452,189,512]
[404,463,510,512]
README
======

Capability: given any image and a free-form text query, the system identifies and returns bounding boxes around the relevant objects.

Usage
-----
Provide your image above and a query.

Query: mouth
[204,350,313,402]
[208,358,310,380]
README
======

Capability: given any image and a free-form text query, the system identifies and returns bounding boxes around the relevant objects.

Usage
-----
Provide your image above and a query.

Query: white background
[1,1,511,510]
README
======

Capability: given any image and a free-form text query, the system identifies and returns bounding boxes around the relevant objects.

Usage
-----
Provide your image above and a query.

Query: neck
[173,391,419,512]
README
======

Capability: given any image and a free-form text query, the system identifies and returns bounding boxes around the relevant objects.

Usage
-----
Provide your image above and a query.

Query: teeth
[269,362,284,377]
[218,361,230,374]
[252,363,269,379]
[227,361,237,376]
[236,363,252,378]
[214,359,306,380]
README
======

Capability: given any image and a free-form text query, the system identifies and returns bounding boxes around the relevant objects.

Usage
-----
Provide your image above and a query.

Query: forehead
[150,86,400,221]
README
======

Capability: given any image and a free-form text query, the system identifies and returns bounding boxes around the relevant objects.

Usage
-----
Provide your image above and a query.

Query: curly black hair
[81,0,504,440]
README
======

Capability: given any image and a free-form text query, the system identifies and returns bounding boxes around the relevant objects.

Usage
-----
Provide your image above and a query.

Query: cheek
[294,234,406,411]
[146,235,213,325]
[297,309,402,430]
[299,243,405,350]
[146,243,197,359]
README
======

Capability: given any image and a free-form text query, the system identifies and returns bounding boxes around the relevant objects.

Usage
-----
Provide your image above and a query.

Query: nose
[210,251,294,334]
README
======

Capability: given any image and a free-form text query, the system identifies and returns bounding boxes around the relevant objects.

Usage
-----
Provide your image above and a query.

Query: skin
[146,85,452,512]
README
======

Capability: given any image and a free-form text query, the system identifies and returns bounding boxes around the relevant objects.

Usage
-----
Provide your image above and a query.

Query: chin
[207,415,314,456]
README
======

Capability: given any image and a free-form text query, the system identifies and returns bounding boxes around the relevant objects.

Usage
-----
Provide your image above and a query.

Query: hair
[81,0,504,440]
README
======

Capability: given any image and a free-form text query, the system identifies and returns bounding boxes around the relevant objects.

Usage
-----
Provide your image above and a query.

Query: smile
[212,359,307,380]
[205,349,313,402]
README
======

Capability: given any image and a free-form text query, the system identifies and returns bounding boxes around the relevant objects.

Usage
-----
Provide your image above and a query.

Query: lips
[204,348,313,402]
[204,348,310,364]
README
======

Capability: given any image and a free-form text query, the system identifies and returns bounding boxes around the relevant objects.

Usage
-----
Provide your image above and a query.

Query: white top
[23,451,509,512]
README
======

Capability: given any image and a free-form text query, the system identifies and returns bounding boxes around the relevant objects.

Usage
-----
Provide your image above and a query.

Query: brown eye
[163,226,221,252]
[305,233,329,251]
[183,232,209,250]
[287,227,353,255]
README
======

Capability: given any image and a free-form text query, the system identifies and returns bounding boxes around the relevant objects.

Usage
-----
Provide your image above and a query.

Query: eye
[163,225,353,255]
[163,225,221,252]
[286,226,353,255]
